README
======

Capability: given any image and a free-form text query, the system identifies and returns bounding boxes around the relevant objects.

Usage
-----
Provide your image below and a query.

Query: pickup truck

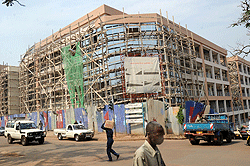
[4,118,46,146]
[183,114,234,145]
[54,124,94,141]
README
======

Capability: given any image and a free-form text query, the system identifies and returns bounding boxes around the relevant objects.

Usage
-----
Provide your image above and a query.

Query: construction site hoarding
[124,57,161,94]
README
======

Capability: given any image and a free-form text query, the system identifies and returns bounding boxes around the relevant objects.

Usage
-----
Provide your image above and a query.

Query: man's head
[146,121,165,146]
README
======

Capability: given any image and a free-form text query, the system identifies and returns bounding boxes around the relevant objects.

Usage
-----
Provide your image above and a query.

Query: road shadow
[198,140,242,146]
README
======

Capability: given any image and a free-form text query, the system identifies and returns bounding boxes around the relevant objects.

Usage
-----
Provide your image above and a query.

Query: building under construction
[19,5,232,117]
[0,63,20,116]
[228,55,250,127]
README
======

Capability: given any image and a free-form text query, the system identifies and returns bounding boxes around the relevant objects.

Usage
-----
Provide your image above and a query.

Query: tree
[2,0,25,7]
[176,106,184,125]
[231,0,250,57]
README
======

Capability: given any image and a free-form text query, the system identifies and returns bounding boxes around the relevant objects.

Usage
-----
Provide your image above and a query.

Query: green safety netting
[61,42,84,108]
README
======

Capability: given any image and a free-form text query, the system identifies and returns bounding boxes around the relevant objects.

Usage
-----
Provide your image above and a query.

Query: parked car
[0,126,5,136]
[240,126,250,140]
[233,128,242,139]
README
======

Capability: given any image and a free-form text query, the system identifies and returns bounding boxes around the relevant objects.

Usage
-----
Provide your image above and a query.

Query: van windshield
[20,123,37,129]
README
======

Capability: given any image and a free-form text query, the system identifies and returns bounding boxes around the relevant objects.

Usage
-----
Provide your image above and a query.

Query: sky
[0,0,249,66]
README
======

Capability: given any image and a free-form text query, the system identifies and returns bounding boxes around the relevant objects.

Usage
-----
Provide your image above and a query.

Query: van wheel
[8,135,13,144]
[21,136,28,146]
[38,137,44,144]
[58,134,63,140]
[75,135,80,142]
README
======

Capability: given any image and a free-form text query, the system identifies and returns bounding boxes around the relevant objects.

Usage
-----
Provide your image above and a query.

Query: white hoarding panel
[124,57,161,94]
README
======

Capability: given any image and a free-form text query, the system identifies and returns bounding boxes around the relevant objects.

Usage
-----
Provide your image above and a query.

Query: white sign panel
[125,114,143,118]
[125,109,143,114]
[125,103,142,108]
[126,119,143,123]
[124,57,161,94]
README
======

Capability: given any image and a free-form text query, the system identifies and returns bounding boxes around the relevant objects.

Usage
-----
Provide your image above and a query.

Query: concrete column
[246,99,249,109]
[222,84,225,96]
[217,53,220,65]
[209,49,213,62]
[216,100,219,113]
[212,66,215,79]
[220,69,223,81]
[224,100,227,112]
[213,83,217,96]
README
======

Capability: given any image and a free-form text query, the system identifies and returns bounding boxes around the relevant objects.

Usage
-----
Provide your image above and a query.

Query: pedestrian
[133,121,166,166]
[101,121,119,161]
[74,120,78,124]
[38,120,43,130]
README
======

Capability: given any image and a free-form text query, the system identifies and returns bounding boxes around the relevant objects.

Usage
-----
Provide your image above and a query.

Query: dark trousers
[107,138,118,160]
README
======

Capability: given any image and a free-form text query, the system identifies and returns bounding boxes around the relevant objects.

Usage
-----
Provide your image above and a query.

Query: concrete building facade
[0,64,20,115]
[16,4,237,124]
[227,55,250,127]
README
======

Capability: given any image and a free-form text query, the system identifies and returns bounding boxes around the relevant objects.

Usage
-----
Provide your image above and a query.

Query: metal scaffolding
[19,7,203,113]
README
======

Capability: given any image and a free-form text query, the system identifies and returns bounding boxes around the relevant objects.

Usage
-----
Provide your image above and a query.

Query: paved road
[0,135,250,166]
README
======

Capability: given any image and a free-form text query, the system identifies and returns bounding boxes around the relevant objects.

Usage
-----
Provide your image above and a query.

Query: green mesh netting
[61,42,84,108]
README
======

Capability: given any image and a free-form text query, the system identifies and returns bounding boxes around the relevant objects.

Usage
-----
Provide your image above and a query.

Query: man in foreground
[133,121,166,166]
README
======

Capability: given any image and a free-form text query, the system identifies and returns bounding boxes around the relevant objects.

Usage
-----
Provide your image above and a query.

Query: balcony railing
[198,72,203,77]
[215,75,221,80]
[206,72,212,78]
[219,108,225,113]
[217,91,223,96]
[223,77,228,81]
[208,91,214,96]
[227,107,232,112]
[225,92,230,96]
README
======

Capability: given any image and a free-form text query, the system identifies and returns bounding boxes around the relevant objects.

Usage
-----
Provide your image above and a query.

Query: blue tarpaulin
[114,104,126,133]
[185,101,195,123]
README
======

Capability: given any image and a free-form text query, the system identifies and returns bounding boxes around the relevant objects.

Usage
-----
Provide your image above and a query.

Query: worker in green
[133,121,166,166]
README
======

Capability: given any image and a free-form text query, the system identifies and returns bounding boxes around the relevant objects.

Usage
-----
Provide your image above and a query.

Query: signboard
[125,103,144,124]
[124,57,161,94]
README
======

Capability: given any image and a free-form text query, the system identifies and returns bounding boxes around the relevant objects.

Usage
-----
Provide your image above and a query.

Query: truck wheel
[226,134,232,143]
[7,135,13,144]
[190,139,200,145]
[38,137,44,144]
[75,135,80,142]
[21,136,28,146]
[217,133,223,145]
[58,134,63,140]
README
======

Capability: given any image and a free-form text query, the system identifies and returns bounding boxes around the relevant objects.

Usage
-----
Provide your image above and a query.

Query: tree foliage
[231,0,250,57]
[2,0,25,7]
[176,106,184,125]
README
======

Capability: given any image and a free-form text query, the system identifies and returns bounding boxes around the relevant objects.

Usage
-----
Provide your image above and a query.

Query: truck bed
[184,122,230,131]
